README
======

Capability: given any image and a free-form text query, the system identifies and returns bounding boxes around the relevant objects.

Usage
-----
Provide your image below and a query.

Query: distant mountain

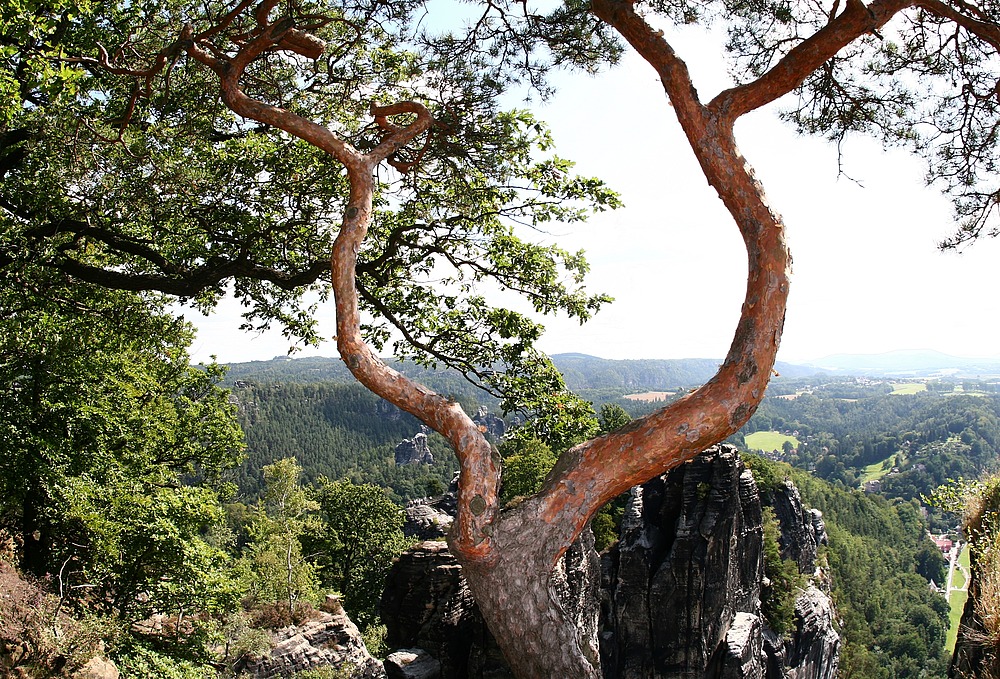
[551,353,820,390]
[805,349,1000,376]
[221,353,823,393]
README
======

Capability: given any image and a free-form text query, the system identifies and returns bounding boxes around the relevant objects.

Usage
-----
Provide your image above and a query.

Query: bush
[760,506,804,635]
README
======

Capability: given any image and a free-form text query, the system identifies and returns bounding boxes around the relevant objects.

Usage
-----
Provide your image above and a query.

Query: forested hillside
[231,381,460,501]
[742,379,1000,527]
[224,360,992,677]
[552,353,820,390]
[768,460,952,677]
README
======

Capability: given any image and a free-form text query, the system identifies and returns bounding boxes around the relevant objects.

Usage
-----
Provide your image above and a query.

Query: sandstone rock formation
[779,585,840,679]
[380,541,508,679]
[384,648,442,679]
[72,657,121,679]
[395,433,434,466]
[600,445,764,677]
[403,495,456,540]
[716,613,765,679]
[381,445,839,679]
[472,406,506,440]
[599,445,839,679]
[769,479,827,576]
[235,607,386,679]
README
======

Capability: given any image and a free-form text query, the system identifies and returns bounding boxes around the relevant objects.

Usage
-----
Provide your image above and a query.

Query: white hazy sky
[185,24,1000,366]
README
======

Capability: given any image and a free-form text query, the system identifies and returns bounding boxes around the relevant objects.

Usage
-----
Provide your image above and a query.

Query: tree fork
[186,5,790,676]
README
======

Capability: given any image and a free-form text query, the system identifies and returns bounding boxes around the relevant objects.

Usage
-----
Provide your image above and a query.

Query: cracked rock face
[403,496,456,541]
[395,433,434,465]
[770,480,827,576]
[235,609,386,679]
[600,445,764,678]
[380,541,499,679]
[716,612,765,679]
[384,648,442,679]
[381,445,839,679]
[782,585,840,679]
[599,445,840,679]
[472,406,506,440]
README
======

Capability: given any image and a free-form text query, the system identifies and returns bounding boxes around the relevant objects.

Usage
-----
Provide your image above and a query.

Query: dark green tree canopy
[0,268,244,624]
[1,0,621,419]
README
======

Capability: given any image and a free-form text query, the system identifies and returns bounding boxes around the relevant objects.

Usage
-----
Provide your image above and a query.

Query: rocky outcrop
[599,445,839,679]
[72,657,120,679]
[770,480,827,575]
[600,445,764,678]
[380,541,510,679]
[380,530,602,679]
[783,585,840,679]
[381,445,839,679]
[717,613,765,679]
[472,406,506,440]
[403,496,456,540]
[236,607,386,679]
[385,649,442,679]
[395,433,433,465]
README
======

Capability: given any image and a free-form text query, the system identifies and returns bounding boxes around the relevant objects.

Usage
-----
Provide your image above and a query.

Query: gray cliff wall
[599,445,839,679]
[600,445,764,678]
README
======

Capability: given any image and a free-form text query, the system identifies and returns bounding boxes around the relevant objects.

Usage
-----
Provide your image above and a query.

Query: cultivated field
[890,382,927,395]
[744,430,800,452]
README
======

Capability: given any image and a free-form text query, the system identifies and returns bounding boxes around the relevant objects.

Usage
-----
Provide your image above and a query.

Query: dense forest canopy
[745,382,1000,523]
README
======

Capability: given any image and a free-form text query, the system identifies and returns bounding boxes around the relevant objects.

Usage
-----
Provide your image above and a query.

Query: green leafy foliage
[0,0,622,425]
[114,640,218,679]
[0,272,244,628]
[304,479,411,628]
[239,458,320,617]
[598,403,632,434]
[499,437,558,505]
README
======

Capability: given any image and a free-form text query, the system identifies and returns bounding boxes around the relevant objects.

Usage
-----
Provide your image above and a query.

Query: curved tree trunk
[441,3,793,674]
[97,0,998,670]
[462,498,605,677]
[183,3,792,676]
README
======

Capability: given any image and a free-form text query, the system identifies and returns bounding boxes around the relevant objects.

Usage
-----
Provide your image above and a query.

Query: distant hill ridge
[806,349,1000,376]
[221,353,818,392]
[548,353,817,390]
[220,349,1000,390]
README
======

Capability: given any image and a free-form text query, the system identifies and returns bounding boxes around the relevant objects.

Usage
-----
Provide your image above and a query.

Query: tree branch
[914,0,1000,51]
[528,0,792,559]
[710,0,915,120]
[180,1,501,562]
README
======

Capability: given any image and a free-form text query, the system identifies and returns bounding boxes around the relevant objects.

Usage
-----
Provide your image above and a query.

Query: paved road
[946,541,969,597]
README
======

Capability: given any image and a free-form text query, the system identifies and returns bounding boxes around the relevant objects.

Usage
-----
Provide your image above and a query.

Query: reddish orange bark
[170,0,970,673]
